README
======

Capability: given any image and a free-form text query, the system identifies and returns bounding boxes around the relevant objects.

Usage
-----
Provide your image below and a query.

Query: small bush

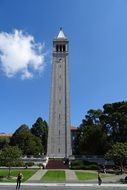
[27,162,34,166]
[83,164,98,170]
[83,160,97,165]
[70,160,98,170]
[15,161,24,167]
[71,160,83,166]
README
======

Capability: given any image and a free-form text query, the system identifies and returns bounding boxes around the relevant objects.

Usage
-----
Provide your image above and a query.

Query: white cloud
[0,29,45,79]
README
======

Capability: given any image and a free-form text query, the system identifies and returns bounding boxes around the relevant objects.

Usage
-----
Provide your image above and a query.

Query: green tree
[0,136,10,149]
[0,146,22,177]
[75,109,109,155]
[25,135,43,155]
[31,117,48,154]
[105,142,127,173]
[102,101,127,143]
[75,101,127,155]
[10,124,43,155]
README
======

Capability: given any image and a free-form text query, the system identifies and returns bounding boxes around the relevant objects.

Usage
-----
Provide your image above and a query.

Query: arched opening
[63,45,66,52]
[56,45,59,52]
[60,45,62,52]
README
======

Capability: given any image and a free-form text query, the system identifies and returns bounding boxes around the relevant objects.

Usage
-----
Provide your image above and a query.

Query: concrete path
[102,173,126,183]
[0,182,127,187]
[27,169,47,182]
[65,169,78,182]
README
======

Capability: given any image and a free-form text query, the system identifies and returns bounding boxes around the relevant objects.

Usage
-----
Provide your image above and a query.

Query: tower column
[47,29,72,158]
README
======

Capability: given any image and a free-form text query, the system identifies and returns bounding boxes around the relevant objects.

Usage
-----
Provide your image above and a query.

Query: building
[47,28,72,158]
[71,126,78,154]
[0,133,12,137]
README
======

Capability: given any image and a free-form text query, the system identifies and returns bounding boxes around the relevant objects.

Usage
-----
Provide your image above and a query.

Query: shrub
[70,160,98,170]
[15,161,24,167]
[82,164,98,170]
[27,162,34,166]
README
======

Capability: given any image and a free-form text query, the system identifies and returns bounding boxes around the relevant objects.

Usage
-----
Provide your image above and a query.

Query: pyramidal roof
[57,28,66,39]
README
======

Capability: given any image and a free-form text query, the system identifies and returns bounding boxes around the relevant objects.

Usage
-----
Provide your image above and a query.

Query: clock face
[56,58,64,65]
[58,58,64,63]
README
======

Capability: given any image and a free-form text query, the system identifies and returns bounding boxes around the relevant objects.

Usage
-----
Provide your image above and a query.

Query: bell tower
[47,28,72,158]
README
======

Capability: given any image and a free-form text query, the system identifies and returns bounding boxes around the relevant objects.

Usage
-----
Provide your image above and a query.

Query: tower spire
[57,27,66,39]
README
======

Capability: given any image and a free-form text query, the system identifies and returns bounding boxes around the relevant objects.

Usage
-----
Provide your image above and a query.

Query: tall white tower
[47,28,72,158]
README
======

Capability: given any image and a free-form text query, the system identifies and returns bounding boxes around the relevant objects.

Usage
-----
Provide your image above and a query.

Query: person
[103,164,106,174]
[98,171,102,185]
[16,172,23,190]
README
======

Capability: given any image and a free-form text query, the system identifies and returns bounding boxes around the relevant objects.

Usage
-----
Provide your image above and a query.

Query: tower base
[46,159,69,169]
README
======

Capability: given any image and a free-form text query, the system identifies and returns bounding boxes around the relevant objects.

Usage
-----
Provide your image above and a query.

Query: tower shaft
[47,30,72,158]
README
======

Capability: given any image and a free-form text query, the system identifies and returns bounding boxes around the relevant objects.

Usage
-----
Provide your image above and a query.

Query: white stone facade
[47,30,72,158]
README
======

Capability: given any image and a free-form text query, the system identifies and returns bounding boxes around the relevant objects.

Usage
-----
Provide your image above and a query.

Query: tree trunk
[120,163,123,174]
[8,166,11,178]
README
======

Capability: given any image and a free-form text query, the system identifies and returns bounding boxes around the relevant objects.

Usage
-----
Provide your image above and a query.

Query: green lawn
[75,171,97,180]
[75,171,113,181]
[0,169,37,182]
[42,170,65,182]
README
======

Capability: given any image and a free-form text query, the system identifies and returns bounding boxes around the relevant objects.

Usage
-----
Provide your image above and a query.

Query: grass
[75,171,97,180]
[0,169,37,182]
[42,170,65,182]
[75,171,113,181]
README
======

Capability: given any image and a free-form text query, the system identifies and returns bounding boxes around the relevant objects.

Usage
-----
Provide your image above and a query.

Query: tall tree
[102,101,127,143]
[10,124,43,155]
[75,101,127,155]
[105,142,127,173]
[0,146,22,177]
[75,109,109,155]
[31,117,48,154]
[0,136,10,149]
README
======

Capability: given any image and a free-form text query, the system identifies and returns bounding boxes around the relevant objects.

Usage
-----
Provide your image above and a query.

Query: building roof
[0,133,13,137]
[57,27,66,39]
[71,126,78,131]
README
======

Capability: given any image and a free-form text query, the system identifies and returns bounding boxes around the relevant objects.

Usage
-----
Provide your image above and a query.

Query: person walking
[103,164,106,174]
[98,171,102,185]
[16,172,23,190]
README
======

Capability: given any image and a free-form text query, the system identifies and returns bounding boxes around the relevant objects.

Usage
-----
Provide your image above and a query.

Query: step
[46,159,69,169]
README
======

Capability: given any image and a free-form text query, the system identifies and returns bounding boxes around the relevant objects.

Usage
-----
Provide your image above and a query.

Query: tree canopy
[0,145,22,176]
[105,142,127,172]
[74,101,127,155]
[75,109,108,155]
[10,124,43,155]
[0,136,10,149]
[31,117,48,154]
[102,102,127,143]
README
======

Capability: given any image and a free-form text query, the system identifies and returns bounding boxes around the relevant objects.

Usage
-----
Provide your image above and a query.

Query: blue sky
[0,0,127,133]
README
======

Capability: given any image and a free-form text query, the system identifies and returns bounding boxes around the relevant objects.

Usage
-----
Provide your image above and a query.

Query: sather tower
[47,28,72,158]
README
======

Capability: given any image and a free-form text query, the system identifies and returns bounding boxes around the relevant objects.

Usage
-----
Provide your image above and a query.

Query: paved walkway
[27,169,47,182]
[0,182,127,187]
[65,169,78,182]
[102,173,126,183]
